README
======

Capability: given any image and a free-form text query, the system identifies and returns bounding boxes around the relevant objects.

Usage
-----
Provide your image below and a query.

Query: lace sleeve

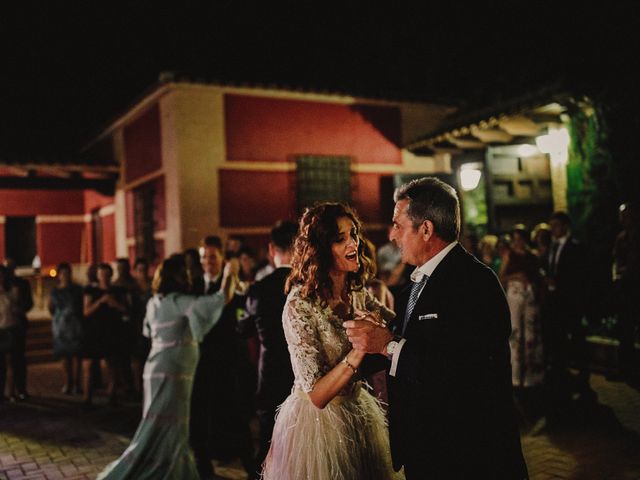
[282,293,324,393]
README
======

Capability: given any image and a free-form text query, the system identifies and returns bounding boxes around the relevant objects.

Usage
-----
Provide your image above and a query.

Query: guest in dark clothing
[238,220,297,478]
[3,258,33,401]
[130,258,153,396]
[545,211,591,404]
[0,265,19,401]
[189,236,223,479]
[82,263,129,406]
[238,246,257,286]
[225,234,245,259]
[113,258,137,396]
[612,202,640,384]
[190,235,255,479]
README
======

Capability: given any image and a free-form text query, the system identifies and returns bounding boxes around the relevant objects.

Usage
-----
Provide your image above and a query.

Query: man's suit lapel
[401,244,464,337]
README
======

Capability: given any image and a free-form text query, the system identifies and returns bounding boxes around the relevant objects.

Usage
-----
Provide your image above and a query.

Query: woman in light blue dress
[98,254,239,480]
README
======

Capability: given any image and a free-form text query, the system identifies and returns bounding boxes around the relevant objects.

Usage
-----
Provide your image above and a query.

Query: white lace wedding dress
[261,285,403,480]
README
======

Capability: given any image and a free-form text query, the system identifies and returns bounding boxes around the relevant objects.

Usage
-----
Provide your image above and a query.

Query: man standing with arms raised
[345,177,528,479]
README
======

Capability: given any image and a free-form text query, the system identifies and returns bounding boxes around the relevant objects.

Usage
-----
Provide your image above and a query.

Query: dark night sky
[2,2,639,161]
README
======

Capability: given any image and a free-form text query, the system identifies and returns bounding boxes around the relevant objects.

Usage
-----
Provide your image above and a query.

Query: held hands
[343,309,393,355]
[100,294,115,306]
[223,257,240,279]
[221,258,240,304]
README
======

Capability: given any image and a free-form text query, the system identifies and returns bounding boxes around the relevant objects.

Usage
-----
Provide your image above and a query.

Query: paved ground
[1,362,639,479]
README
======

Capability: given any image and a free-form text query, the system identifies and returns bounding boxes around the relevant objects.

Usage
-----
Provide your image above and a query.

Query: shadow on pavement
[515,375,640,479]
[0,394,141,446]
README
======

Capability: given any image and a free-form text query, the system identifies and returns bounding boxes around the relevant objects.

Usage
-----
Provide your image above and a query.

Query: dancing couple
[264,177,528,479]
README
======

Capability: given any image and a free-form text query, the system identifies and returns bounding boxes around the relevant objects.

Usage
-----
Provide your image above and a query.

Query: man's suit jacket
[238,267,294,410]
[550,236,587,318]
[189,273,244,457]
[387,244,527,478]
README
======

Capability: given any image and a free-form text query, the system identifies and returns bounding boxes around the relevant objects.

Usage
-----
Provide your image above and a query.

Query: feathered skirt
[262,383,402,480]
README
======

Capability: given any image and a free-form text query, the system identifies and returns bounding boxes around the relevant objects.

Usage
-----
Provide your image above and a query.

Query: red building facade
[2,81,454,270]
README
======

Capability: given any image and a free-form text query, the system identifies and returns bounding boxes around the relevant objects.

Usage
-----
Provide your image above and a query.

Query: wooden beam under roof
[499,115,541,136]
[470,126,513,143]
[449,135,486,149]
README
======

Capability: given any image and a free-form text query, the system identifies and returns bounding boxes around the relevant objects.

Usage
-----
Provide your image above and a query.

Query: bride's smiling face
[331,216,360,273]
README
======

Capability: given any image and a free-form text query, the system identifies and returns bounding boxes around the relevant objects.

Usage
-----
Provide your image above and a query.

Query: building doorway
[5,216,36,267]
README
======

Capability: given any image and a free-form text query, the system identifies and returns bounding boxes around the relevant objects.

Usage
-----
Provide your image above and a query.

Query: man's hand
[343,319,393,355]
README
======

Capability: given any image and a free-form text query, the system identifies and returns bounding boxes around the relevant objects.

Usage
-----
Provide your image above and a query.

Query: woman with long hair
[499,225,545,388]
[97,254,239,479]
[261,203,400,479]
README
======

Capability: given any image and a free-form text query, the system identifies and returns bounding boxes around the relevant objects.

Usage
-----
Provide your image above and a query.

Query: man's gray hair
[394,177,460,242]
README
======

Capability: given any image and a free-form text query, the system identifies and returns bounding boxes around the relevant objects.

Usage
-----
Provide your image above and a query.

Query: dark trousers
[255,407,276,476]
[190,353,214,478]
[11,324,27,394]
[545,301,590,405]
[616,280,639,377]
[0,352,9,397]
[0,325,28,396]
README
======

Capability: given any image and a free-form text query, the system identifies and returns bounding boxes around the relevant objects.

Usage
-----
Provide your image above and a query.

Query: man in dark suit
[546,211,591,403]
[190,235,256,479]
[189,236,225,479]
[237,220,297,478]
[345,177,528,479]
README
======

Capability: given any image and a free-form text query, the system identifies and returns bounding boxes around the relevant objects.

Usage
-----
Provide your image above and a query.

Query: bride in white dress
[261,203,403,480]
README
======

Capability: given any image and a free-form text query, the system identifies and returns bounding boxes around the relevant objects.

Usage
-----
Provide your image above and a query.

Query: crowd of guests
[0,197,637,478]
[464,207,639,411]
[47,258,152,406]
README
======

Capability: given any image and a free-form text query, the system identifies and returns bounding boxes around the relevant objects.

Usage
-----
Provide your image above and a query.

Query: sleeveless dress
[97,291,225,480]
[50,284,84,356]
[262,286,403,480]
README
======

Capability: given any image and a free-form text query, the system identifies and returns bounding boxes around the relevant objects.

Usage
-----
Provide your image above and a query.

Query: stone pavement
[1,362,639,479]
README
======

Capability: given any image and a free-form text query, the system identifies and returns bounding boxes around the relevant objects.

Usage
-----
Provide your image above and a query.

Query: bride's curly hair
[285,203,374,303]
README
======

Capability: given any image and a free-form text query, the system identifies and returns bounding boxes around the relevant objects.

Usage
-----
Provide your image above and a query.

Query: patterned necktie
[401,275,428,336]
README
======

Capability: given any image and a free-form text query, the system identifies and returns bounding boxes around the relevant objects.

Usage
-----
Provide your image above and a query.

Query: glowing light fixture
[460,164,482,191]
[49,269,57,277]
[536,127,570,166]
[536,127,570,154]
